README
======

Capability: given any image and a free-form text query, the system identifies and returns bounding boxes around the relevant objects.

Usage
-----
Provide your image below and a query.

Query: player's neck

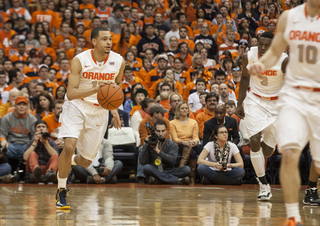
[92,49,109,62]
[306,3,320,17]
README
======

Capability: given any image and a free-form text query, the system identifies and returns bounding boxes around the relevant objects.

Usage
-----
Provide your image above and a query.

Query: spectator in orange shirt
[193,92,208,119]
[37,34,56,63]
[216,19,240,47]
[94,0,113,21]
[211,13,227,40]
[23,49,41,79]
[7,69,23,90]
[52,22,77,50]
[56,8,78,34]
[42,101,63,141]
[167,36,179,54]
[125,51,143,78]
[178,26,195,52]
[56,38,73,56]
[145,54,168,89]
[37,64,58,95]
[82,16,102,48]
[9,41,28,65]
[66,36,87,60]
[130,7,143,35]
[175,42,193,68]
[255,15,269,36]
[140,4,154,28]
[55,58,70,88]
[0,20,16,49]
[80,8,92,31]
[80,0,96,11]
[5,34,19,57]
[33,90,54,120]
[267,19,277,34]
[177,12,194,40]
[30,0,58,33]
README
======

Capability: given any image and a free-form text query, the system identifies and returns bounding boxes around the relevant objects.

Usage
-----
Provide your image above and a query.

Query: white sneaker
[257,178,272,201]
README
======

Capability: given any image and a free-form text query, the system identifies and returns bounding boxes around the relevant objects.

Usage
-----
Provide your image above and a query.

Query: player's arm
[236,53,250,119]
[249,11,289,75]
[115,57,125,89]
[66,57,100,101]
[281,57,289,74]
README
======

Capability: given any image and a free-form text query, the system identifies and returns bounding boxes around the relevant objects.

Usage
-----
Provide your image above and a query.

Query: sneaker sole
[258,194,272,201]
[302,199,320,206]
[56,206,70,210]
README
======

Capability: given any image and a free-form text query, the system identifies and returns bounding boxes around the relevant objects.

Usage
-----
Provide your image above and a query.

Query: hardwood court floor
[0,184,319,226]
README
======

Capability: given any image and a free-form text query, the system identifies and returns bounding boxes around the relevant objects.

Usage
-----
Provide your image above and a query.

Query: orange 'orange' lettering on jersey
[82,72,115,80]
[261,70,277,76]
[289,30,320,42]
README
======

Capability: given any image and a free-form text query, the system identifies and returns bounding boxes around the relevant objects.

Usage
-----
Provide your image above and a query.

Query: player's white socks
[71,154,76,166]
[57,172,67,188]
[285,203,301,222]
[250,149,265,178]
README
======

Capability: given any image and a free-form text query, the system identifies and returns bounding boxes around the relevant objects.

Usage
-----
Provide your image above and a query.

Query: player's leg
[303,160,320,205]
[278,105,310,224]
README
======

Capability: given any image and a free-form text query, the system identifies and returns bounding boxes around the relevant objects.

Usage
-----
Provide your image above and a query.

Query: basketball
[97,83,124,110]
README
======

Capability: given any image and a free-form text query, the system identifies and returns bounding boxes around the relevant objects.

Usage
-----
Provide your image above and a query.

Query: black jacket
[203,116,239,147]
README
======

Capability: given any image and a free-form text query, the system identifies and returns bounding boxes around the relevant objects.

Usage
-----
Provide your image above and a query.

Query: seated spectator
[55,58,70,88]
[130,97,154,131]
[175,42,193,68]
[0,71,10,105]
[0,89,19,117]
[0,96,37,159]
[229,65,242,93]
[161,71,183,96]
[0,148,16,183]
[37,64,58,95]
[123,83,143,116]
[188,77,207,112]
[194,92,208,119]
[137,104,171,183]
[23,120,58,183]
[138,58,153,81]
[174,57,190,87]
[159,87,171,110]
[122,66,145,101]
[139,120,191,185]
[55,85,67,102]
[72,139,123,184]
[167,36,179,55]
[219,84,237,105]
[197,125,244,185]
[35,82,46,99]
[129,88,148,116]
[7,69,23,90]
[164,18,180,48]
[170,102,199,184]
[196,92,219,140]
[125,51,143,78]
[33,91,54,120]
[42,101,63,149]
[225,100,240,126]
[146,54,168,90]
[203,104,239,147]
[201,48,216,69]
[194,22,218,59]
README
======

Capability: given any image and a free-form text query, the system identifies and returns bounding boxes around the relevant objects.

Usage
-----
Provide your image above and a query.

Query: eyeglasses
[232,68,241,71]
[207,99,217,103]
[218,131,228,134]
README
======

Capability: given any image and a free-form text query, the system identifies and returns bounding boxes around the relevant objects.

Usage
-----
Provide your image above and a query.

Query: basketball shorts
[277,85,320,162]
[244,92,278,148]
[58,99,109,161]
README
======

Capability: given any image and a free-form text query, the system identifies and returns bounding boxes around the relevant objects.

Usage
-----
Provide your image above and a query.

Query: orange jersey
[191,19,213,30]
[80,3,96,11]
[52,34,77,49]
[0,30,16,48]
[82,19,92,30]
[37,46,56,62]
[145,68,165,89]
[42,114,60,140]
[30,9,58,30]
[0,12,9,30]
[175,52,193,68]
[216,30,240,47]
[210,24,227,35]
[94,7,113,20]
[9,52,28,64]
[4,46,18,57]
[186,4,198,23]
[127,60,142,78]
[138,67,150,80]
[178,38,195,50]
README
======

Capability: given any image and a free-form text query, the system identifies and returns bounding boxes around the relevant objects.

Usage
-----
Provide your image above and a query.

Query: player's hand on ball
[111,110,121,130]
[247,62,265,77]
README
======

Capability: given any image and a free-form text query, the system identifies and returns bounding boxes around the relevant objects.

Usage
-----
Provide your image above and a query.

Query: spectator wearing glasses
[197,125,244,185]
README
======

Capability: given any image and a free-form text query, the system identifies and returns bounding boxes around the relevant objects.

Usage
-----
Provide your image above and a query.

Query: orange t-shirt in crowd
[9,52,28,64]
[37,46,56,62]
[127,60,143,78]
[191,19,213,30]
[55,70,70,88]
[0,12,9,30]
[175,70,190,87]
[142,16,154,25]
[30,9,58,31]
[39,79,58,96]
[82,19,92,30]
[93,7,113,21]
[0,30,16,48]
[138,68,150,81]
[57,17,78,30]
[130,19,144,35]
[52,34,77,49]
[216,30,240,47]
[178,38,195,51]
[4,46,18,57]
[210,24,227,35]
[193,108,204,119]
[80,3,96,11]
[42,114,61,140]
[159,100,170,110]
[175,52,193,68]
[186,4,198,23]
[66,47,89,60]
[255,26,269,36]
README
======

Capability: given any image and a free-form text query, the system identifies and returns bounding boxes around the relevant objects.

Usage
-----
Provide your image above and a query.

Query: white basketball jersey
[75,49,123,104]
[247,46,287,96]
[283,3,320,88]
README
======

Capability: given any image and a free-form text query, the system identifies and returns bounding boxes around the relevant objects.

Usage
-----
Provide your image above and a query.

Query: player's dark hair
[91,27,110,40]
[259,31,274,40]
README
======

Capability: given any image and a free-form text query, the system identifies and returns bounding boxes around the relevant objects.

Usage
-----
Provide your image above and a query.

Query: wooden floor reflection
[0,184,319,226]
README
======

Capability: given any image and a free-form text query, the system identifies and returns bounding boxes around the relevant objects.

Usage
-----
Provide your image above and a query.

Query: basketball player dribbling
[248,1,320,225]
[236,32,288,201]
[55,27,125,209]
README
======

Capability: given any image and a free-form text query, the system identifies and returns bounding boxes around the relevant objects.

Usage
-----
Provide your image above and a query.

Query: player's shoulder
[76,49,92,58]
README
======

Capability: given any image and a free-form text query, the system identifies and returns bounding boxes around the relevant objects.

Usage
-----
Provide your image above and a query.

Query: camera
[0,145,6,155]
[221,160,228,170]
[40,132,50,139]
[145,122,158,146]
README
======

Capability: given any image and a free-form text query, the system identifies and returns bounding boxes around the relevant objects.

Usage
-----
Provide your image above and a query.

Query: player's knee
[281,148,300,166]
[79,156,92,168]
[63,143,76,155]
[314,161,320,175]
[249,134,261,151]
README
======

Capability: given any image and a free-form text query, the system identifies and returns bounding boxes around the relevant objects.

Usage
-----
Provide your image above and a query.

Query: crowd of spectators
[0,0,306,185]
